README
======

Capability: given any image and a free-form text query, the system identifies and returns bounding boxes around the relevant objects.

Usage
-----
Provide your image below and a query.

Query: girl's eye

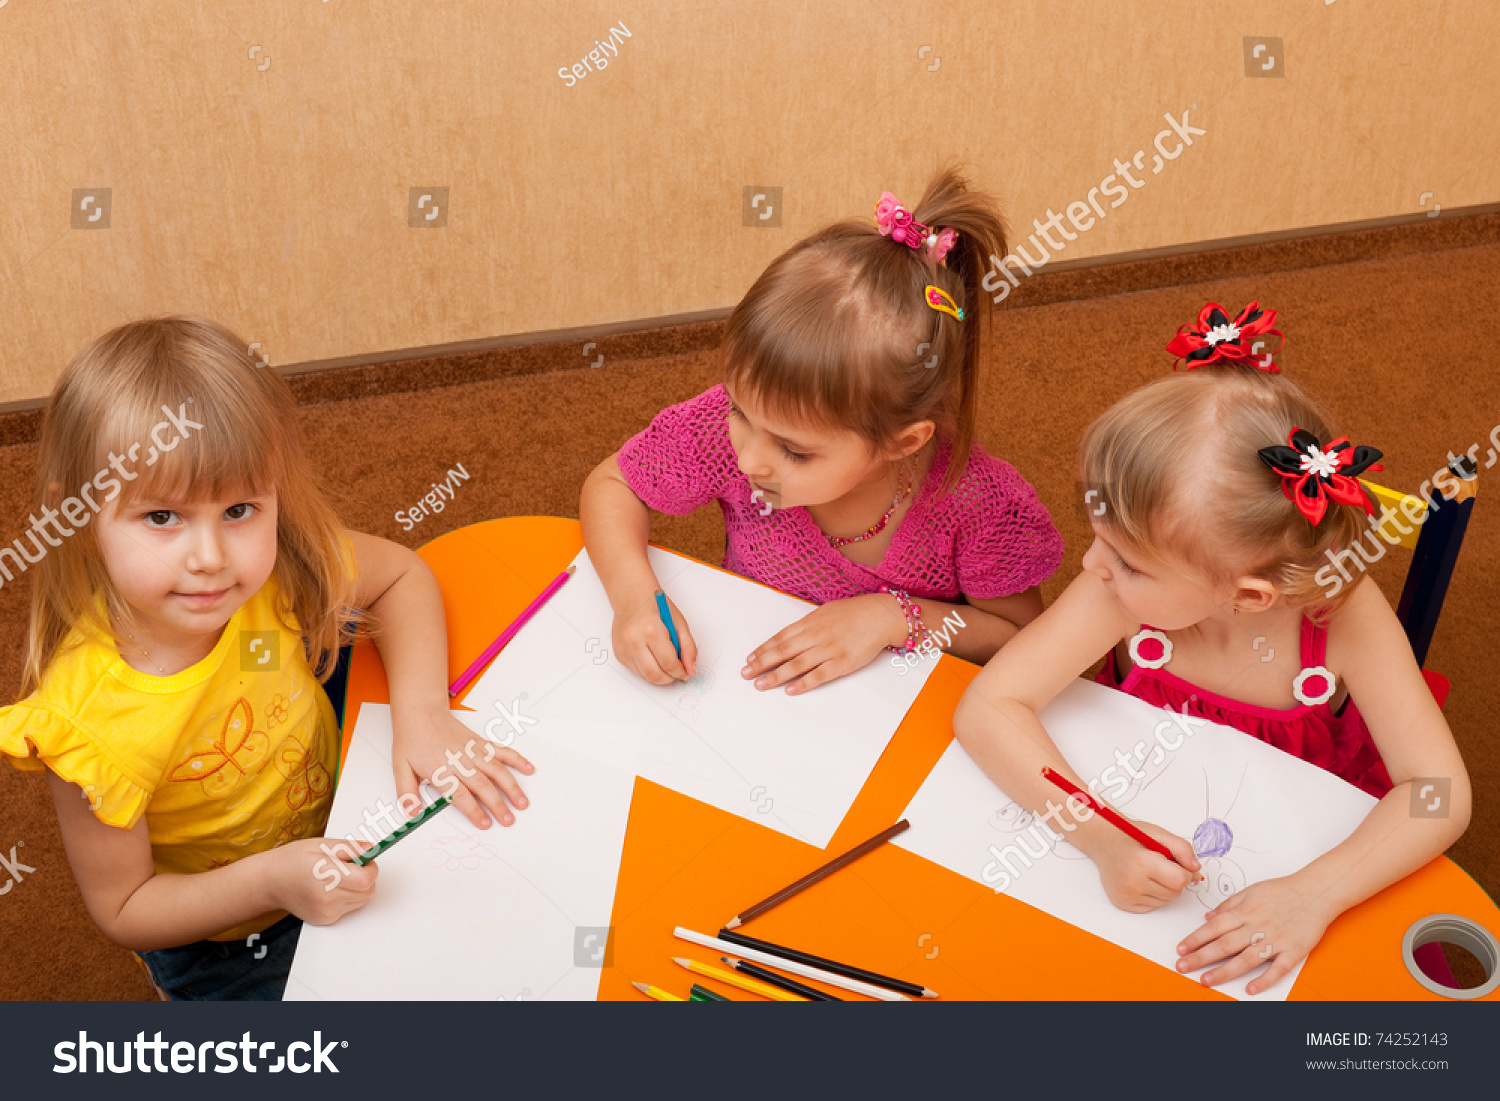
[145,510,175,527]
[1114,551,1139,576]
[729,403,808,462]
[225,503,255,521]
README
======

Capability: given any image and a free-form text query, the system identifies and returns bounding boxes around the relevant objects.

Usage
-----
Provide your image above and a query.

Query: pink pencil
[448,564,576,697]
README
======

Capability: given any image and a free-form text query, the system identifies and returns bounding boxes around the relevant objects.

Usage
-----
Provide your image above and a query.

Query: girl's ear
[1231,578,1279,614]
[886,419,936,460]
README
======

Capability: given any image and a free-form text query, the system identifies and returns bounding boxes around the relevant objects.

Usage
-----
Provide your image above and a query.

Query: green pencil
[352,793,454,866]
[689,983,729,1002]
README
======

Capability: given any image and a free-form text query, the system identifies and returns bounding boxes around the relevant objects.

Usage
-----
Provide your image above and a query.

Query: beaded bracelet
[879,584,932,655]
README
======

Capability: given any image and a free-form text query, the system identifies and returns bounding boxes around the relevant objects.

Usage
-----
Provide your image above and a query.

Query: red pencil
[1040,765,1190,870]
[448,564,576,697]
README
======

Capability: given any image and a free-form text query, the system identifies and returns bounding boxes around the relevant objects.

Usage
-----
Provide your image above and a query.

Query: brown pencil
[726,819,911,929]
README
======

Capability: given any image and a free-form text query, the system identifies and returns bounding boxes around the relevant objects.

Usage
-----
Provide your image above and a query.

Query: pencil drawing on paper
[987,800,1088,860]
[429,833,493,872]
[670,662,717,722]
[1185,763,1265,908]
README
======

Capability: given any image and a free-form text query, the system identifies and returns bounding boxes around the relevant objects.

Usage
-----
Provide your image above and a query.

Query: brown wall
[2,0,1497,404]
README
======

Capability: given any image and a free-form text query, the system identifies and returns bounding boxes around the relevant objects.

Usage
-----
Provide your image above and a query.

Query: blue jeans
[139,912,304,1001]
[138,642,354,1001]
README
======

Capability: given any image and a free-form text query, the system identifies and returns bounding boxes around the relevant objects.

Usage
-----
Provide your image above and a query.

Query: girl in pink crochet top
[955,303,1470,996]
[581,168,1063,694]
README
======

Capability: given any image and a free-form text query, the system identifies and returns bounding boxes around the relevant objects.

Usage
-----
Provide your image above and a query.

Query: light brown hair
[19,316,367,698]
[1080,366,1370,617]
[722,165,1008,496]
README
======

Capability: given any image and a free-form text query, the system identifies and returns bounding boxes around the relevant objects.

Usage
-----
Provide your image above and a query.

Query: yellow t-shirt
[0,570,347,942]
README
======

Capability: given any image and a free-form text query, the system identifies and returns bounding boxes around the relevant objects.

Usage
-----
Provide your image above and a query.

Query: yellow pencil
[672,956,806,1001]
[631,981,684,1001]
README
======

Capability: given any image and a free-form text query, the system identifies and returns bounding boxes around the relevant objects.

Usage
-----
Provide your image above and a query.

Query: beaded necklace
[825,458,915,549]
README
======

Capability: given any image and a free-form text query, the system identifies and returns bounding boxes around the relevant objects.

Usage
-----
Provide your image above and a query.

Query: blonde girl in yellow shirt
[0,317,533,999]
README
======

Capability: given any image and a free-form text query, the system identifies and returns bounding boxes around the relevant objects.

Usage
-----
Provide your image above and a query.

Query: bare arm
[347,529,535,829]
[1277,579,1469,916]
[580,452,664,613]
[579,451,696,682]
[954,571,1200,904]
[348,530,451,717]
[915,587,1045,665]
[45,770,374,950]
[1176,578,1471,992]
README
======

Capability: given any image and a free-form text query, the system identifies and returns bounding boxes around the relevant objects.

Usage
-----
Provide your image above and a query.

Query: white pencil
[672,926,911,1002]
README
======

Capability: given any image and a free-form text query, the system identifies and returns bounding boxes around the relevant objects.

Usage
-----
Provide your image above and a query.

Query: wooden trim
[3,207,1498,442]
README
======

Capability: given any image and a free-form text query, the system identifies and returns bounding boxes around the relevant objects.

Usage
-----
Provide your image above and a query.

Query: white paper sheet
[460,547,939,847]
[895,678,1377,1000]
[286,704,636,1001]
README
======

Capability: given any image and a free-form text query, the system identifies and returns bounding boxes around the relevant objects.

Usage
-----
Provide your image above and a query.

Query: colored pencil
[673,927,910,1002]
[351,794,453,866]
[448,564,576,696]
[726,819,910,929]
[672,957,803,1001]
[654,588,682,658]
[717,928,935,999]
[1041,765,1190,871]
[725,957,842,1002]
[631,981,683,1002]
[689,983,729,1002]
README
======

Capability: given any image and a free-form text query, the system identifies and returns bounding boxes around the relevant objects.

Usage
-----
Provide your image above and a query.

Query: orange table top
[339,516,1500,1001]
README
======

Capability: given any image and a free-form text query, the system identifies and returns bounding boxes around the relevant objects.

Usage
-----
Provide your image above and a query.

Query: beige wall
[2,0,1496,404]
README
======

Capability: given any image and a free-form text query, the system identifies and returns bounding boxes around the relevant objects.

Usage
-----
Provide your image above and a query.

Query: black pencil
[717,928,936,999]
[725,956,842,1002]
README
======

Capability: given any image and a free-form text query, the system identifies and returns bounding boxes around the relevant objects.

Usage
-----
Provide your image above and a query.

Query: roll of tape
[1401,914,1500,999]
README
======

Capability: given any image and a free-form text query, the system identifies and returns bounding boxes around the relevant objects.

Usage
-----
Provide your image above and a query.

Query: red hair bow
[1166,302,1284,372]
[1257,428,1384,525]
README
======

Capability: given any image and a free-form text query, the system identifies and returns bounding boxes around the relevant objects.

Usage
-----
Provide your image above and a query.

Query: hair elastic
[1166,301,1283,372]
[924,285,964,321]
[1257,428,1384,526]
[875,191,958,263]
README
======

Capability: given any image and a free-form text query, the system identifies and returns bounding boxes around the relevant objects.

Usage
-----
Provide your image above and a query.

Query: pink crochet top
[616,385,1064,605]
[1097,616,1393,799]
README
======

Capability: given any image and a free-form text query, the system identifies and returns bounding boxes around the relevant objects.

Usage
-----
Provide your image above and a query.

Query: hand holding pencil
[610,586,698,686]
[1041,766,1201,911]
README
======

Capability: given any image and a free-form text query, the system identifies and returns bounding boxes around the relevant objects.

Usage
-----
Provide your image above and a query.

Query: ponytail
[723,164,1009,497]
[908,166,1008,492]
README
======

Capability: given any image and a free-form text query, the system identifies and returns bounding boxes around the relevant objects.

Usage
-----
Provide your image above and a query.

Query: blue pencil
[653,588,682,658]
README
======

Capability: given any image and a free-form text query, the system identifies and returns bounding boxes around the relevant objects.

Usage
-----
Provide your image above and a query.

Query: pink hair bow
[875,191,958,263]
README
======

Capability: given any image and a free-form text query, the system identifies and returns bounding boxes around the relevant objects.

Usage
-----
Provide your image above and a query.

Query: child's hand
[268,838,380,926]
[612,590,698,685]
[742,593,907,695]
[1092,820,1200,912]
[391,704,534,829]
[1176,873,1334,995]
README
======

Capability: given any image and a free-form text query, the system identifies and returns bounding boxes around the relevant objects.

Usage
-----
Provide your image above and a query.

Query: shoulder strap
[1299,614,1326,668]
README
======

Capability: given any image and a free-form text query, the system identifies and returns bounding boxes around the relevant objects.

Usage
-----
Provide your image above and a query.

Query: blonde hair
[19,316,367,698]
[722,165,1008,496]
[1080,366,1370,618]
